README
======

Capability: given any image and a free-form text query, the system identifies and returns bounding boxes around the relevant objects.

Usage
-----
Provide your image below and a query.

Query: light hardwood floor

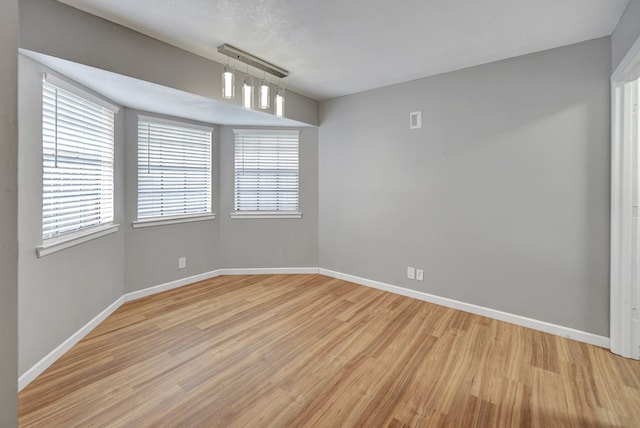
[19,274,640,427]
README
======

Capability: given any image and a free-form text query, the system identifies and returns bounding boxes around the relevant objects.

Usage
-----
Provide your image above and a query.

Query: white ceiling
[58,0,629,100]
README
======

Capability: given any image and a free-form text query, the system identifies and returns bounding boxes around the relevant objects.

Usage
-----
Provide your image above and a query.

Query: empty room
[3,0,640,426]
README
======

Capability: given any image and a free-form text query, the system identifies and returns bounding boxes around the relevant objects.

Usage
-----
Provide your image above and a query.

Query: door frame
[611,35,640,359]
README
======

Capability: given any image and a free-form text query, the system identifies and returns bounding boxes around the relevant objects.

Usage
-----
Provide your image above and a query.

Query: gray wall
[124,109,221,293]
[0,0,18,424]
[18,56,126,375]
[319,37,611,336]
[19,0,319,126]
[218,126,319,269]
[612,0,640,71]
[123,119,319,292]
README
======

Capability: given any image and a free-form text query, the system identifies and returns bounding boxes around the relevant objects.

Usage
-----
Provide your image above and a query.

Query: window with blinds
[234,129,299,212]
[137,117,212,220]
[42,77,115,241]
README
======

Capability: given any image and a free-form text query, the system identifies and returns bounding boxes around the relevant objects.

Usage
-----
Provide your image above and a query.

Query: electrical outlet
[178,257,186,269]
[416,269,424,281]
[407,266,415,280]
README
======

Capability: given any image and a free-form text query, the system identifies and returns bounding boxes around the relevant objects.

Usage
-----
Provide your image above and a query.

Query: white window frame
[133,115,215,228]
[36,73,120,258]
[611,34,640,360]
[231,128,302,219]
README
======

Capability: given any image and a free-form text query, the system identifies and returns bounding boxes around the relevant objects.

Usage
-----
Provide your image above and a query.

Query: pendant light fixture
[222,61,235,99]
[217,44,288,78]
[242,66,254,110]
[275,86,285,117]
[259,74,270,110]
[222,60,236,100]
[217,44,288,114]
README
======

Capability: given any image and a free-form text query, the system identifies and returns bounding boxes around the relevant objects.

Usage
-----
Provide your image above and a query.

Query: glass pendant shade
[222,64,235,99]
[242,76,253,110]
[259,79,270,109]
[275,86,285,117]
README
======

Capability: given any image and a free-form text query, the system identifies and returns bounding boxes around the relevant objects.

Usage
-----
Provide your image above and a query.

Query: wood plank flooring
[19,274,640,427]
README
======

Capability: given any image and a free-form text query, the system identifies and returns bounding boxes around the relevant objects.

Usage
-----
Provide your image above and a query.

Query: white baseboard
[122,267,316,303]
[319,268,610,349]
[20,267,610,392]
[18,296,125,392]
[218,267,319,275]
[123,270,221,302]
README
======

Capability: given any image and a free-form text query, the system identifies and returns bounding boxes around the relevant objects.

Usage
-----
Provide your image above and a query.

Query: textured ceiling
[58,0,629,100]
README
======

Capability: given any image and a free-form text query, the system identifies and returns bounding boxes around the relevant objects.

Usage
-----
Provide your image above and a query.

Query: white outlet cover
[407,266,416,280]
[416,269,424,281]
[178,257,186,269]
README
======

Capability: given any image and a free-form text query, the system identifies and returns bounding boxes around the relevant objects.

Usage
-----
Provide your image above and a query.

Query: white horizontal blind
[42,79,115,240]
[137,118,212,219]
[234,129,299,212]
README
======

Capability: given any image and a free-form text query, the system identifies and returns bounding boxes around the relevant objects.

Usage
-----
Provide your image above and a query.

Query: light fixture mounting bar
[217,44,288,78]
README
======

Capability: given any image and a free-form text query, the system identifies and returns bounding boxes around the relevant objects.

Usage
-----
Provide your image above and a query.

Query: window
[136,116,213,226]
[233,129,300,218]
[41,74,116,245]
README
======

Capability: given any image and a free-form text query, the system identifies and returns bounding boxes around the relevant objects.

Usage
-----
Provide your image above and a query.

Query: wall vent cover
[410,111,422,129]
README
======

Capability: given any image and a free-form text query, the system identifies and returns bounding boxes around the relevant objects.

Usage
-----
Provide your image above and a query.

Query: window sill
[36,223,120,258]
[230,212,303,219]
[132,214,216,229]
